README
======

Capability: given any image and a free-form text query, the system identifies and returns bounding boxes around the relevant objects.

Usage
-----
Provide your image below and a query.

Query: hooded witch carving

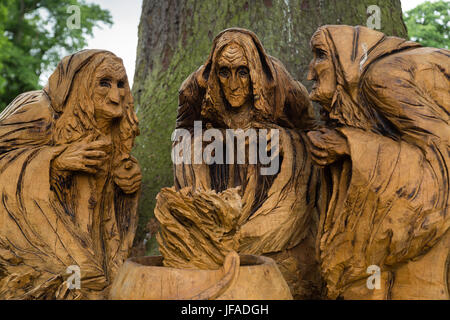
[0,50,141,299]
[157,28,324,299]
[306,25,449,299]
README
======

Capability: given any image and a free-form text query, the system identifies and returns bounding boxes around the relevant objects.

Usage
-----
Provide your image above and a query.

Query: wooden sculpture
[306,25,449,299]
[110,251,293,300]
[155,187,242,270]
[0,50,141,299]
[159,28,324,299]
[111,188,293,300]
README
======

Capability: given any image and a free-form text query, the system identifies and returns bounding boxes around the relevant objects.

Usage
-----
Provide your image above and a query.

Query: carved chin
[309,87,323,103]
[227,98,245,108]
[309,87,332,107]
[309,87,318,100]
[96,105,123,120]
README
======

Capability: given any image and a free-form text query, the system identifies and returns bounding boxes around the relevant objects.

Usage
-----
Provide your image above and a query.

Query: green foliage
[404,0,449,49]
[0,0,112,111]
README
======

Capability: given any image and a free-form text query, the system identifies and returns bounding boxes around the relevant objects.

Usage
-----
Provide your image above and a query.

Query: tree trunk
[132,0,408,248]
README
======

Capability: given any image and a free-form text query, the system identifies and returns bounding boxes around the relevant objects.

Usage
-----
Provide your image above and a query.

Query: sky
[85,0,143,86]
[84,0,430,86]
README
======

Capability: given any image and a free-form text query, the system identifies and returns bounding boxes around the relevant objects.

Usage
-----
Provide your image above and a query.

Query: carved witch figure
[306,25,449,299]
[160,28,324,299]
[0,50,141,299]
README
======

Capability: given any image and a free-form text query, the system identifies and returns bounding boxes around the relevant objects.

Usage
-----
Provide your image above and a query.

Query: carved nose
[230,75,239,91]
[108,87,120,104]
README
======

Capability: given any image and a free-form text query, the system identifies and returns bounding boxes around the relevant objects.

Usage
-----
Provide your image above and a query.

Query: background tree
[132,0,409,252]
[404,0,449,49]
[0,0,112,110]
[0,4,9,96]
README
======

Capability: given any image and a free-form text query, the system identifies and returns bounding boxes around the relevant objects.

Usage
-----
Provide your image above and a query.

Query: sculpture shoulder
[0,90,55,125]
[366,47,449,85]
[178,65,206,105]
[0,91,55,151]
[177,66,205,129]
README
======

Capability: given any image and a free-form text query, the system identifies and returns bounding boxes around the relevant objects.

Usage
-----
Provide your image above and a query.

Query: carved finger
[309,140,326,150]
[267,144,280,161]
[114,169,141,180]
[310,148,328,158]
[83,159,103,167]
[318,127,333,134]
[306,131,326,149]
[84,150,107,159]
[79,134,96,145]
[124,160,133,170]
[123,182,141,194]
[311,153,329,165]
[79,165,96,174]
[116,176,142,188]
[311,157,328,166]
[85,140,111,151]
[265,140,272,153]
[117,182,141,194]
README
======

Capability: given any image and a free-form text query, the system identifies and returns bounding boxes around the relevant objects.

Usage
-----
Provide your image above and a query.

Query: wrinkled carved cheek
[240,79,249,96]
[93,96,105,107]
[93,96,109,113]
[221,79,231,95]
[316,64,327,78]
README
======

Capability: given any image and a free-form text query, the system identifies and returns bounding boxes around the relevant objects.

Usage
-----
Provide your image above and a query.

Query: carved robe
[171,28,324,299]
[0,50,139,299]
[316,26,449,299]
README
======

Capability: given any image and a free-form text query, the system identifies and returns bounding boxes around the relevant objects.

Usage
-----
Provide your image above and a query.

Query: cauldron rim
[126,254,273,271]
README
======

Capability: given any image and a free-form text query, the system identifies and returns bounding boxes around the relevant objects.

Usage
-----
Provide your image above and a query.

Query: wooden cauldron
[109,252,292,300]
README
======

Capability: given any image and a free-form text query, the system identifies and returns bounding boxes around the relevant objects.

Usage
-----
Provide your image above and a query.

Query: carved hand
[306,128,349,166]
[52,139,110,174]
[113,156,142,194]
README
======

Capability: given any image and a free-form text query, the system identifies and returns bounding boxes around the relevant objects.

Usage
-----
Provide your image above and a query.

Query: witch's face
[93,58,128,122]
[217,43,251,108]
[307,32,336,109]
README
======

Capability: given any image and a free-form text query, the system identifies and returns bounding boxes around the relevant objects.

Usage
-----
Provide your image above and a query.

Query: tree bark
[132,0,408,247]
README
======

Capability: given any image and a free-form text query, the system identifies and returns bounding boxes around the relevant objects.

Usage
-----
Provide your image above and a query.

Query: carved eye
[315,48,327,60]
[238,67,249,78]
[100,79,111,88]
[218,67,230,78]
[118,80,125,89]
